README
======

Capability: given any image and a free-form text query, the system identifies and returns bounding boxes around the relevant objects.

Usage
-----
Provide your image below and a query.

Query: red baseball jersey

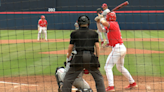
[106,21,123,47]
[38,19,47,27]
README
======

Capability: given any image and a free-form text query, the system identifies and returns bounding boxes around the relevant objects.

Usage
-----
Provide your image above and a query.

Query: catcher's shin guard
[55,67,64,92]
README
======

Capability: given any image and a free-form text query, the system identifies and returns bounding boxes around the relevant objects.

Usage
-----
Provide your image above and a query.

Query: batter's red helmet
[106,12,116,21]
[41,15,45,19]
[102,3,107,8]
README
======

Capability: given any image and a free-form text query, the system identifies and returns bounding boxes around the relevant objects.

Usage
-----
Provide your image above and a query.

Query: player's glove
[97,8,102,13]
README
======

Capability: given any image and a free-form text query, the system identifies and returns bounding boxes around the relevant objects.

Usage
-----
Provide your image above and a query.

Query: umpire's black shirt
[70,27,99,53]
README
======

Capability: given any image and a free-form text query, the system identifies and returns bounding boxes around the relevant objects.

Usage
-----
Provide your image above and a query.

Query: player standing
[101,3,110,46]
[55,21,92,92]
[74,21,79,30]
[96,8,105,46]
[37,15,48,41]
[95,12,137,91]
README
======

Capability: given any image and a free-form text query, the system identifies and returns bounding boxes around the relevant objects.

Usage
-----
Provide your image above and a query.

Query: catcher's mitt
[97,8,102,13]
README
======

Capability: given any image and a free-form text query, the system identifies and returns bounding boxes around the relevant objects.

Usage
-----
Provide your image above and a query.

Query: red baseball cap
[41,15,45,19]
[102,3,107,8]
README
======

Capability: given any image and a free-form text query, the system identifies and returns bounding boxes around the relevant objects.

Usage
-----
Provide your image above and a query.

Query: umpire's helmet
[78,15,90,27]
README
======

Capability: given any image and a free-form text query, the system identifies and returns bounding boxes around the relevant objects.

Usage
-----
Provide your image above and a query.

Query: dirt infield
[41,47,164,55]
[0,75,163,92]
[1,38,164,44]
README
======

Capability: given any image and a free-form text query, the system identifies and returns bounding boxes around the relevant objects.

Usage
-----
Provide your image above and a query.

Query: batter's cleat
[125,82,138,89]
[106,86,115,92]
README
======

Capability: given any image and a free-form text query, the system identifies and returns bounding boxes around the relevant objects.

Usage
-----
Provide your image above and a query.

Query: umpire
[62,15,105,92]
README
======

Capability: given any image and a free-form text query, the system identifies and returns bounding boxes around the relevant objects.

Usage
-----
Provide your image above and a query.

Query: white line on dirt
[0,81,38,86]
[146,85,151,90]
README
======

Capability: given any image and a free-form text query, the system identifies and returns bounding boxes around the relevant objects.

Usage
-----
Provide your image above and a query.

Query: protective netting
[0,0,164,92]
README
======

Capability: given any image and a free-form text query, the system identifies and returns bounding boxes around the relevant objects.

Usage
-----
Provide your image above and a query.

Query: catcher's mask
[78,15,90,27]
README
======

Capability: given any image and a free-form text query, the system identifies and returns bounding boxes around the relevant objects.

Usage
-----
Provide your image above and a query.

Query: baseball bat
[112,1,129,11]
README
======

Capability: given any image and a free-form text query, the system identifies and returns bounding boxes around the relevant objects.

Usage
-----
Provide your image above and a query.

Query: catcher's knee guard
[76,88,93,92]
[55,67,65,92]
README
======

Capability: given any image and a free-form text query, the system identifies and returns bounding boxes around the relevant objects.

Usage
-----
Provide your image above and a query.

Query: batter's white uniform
[37,19,48,40]
[104,21,135,86]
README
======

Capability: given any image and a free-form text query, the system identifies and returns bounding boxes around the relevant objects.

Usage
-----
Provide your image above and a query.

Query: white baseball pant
[37,27,47,40]
[56,62,90,89]
[104,43,135,86]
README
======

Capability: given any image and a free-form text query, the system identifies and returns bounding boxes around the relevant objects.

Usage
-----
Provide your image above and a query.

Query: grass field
[0,30,164,77]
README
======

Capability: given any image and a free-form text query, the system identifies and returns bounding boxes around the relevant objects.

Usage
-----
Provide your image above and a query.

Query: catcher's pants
[37,27,47,40]
[104,43,135,86]
[56,62,90,89]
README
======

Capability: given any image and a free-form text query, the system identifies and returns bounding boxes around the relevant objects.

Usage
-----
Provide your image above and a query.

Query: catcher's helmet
[106,12,116,21]
[78,15,90,26]
[41,15,45,19]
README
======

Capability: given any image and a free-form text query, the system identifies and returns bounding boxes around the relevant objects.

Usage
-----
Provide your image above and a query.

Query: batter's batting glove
[94,16,100,22]
[97,8,102,13]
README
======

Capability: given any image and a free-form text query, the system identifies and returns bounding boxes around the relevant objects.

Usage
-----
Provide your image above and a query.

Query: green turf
[1,30,164,40]
[0,30,164,77]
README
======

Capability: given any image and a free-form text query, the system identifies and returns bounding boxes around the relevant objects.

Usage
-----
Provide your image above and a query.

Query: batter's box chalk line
[0,81,38,91]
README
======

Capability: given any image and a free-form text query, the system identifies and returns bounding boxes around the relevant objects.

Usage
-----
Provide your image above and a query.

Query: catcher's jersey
[38,19,47,27]
[102,9,110,18]
[106,21,123,47]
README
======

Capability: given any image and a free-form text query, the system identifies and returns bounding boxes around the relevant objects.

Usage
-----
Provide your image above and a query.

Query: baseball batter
[37,15,48,41]
[95,12,137,91]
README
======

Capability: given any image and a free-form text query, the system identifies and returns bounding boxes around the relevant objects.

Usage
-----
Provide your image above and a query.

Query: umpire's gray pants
[62,66,105,92]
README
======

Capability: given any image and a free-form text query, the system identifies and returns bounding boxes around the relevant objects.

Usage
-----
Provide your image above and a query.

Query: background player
[74,21,79,30]
[96,8,105,46]
[100,3,110,46]
[95,12,137,91]
[37,15,48,41]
